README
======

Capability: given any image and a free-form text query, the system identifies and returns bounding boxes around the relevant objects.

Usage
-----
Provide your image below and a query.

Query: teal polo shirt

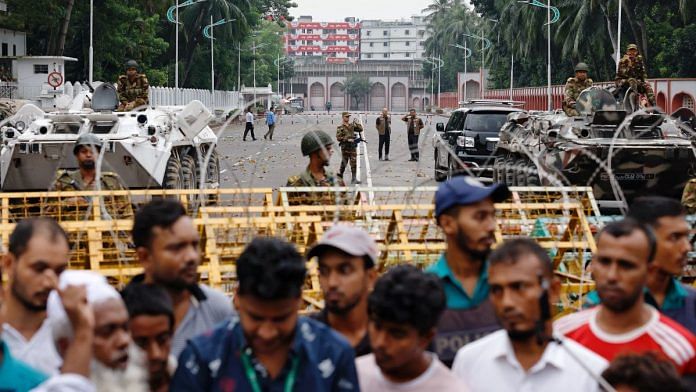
[585,277,687,311]
[0,340,47,391]
[426,254,489,310]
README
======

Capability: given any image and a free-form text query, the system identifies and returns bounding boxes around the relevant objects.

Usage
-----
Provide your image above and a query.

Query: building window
[366,31,371,36]
[12,44,16,56]
[383,42,388,47]
[405,30,410,35]
[1,43,7,57]
[370,42,374,47]
[406,53,410,57]
[366,54,372,59]
[383,53,388,58]
[419,42,424,46]
[685,95,695,110]
[405,41,410,46]
[383,30,388,36]
[34,64,49,74]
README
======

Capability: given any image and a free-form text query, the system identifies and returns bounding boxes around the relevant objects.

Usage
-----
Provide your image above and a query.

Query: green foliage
[342,75,371,108]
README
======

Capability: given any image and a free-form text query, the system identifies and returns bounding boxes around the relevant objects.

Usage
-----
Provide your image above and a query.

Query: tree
[342,75,370,110]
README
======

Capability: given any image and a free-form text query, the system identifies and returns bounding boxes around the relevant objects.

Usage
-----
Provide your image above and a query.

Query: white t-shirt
[452,329,608,392]
[356,353,469,392]
[245,112,254,123]
[3,321,62,375]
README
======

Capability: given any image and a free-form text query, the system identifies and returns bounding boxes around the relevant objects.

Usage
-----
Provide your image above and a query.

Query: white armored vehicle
[0,83,220,191]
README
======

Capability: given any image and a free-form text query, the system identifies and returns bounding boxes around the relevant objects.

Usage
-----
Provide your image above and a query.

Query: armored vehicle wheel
[515,161,527,186]
[205,149,220,186]
[493,157,504,183]
[526,162,540,186]
[504,157,516,185]
[163,154,183,189]
[181,154,198,189]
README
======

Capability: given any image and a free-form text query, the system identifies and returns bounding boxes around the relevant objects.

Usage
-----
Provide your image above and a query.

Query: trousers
[339,148,357,180]
[264,124,275,140]
[378,131,391,159]
[243,122,255,140]
[408,132,419,160]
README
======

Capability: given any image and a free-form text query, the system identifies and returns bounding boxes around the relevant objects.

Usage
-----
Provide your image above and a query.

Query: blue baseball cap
[435,177,511,217]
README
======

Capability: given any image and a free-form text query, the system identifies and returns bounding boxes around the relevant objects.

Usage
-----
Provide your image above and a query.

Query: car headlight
[14,121,25,132]
[457,136,475,148]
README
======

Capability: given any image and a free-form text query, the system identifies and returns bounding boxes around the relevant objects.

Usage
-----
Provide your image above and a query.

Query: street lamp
[203,17,235,109]
[424,56,444,108]
[462,32,492,99]
[167,0,206,94]
[449,42,472,101]
[518,0,560,111]
[616,0,622,71]
[274,55,291,97]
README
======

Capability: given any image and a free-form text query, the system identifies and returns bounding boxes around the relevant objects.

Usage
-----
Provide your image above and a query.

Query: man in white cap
[307,224,379,357]
[47,270,149,392]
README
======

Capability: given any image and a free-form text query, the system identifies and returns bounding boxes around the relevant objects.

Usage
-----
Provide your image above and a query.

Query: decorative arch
[309,82,325,111]
[656,92,666,111]
[391,82,407,112]
[672,92,695,112]
[369,82,386,111]
[464,81,480,100]
[412,97,422,111]
[329,82,345,110]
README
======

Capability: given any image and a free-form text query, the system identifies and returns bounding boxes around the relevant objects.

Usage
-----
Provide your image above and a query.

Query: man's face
[343,115,350,124]
[592,231,651,313]
[627,48,638,58]
[409,110,416,117]
[575,70,588,81]
[382,109,388,116]
[139,216,201,290]
[234,294,299,355]
[6,234,69,312]
[651,216,691,276]
[130,314,172,390]
[489,255,559,340]
[314,143,334,166]
[440,199,497,261]
[127,67,137,78]
[318,249,375,315]
[93,298,131,370]
[76,145,98,170]
[369,319,431,375]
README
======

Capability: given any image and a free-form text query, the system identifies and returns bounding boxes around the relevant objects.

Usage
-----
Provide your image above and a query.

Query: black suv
[433,101,524,182]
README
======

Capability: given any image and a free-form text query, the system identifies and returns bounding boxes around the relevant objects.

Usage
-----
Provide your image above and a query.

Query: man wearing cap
[117,59,149,111]
[307,225,378,357]
[336,111,363,184]
[402,109,424,161]
[563,63,593,117]
[426,176,510,366]
[616,44,656,107]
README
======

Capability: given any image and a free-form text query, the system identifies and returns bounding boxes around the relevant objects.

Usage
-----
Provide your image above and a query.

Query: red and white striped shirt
[554,306,696,374]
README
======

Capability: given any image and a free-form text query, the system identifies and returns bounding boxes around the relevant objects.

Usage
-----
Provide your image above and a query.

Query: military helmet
[574,62,589,72]
[125,59,139,70]
[301,130,333,156]
[73,133,103,155]
[507,112,530,124]
[627,44,638,51]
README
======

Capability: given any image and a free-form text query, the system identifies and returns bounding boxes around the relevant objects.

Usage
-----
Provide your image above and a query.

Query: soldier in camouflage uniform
[286,130,346,206]
[336,111,363,184]
[615,44,656,107]
[117,59,149,111]
[46,133,133,220]
[563,62,593,117]
[682,179,696,214]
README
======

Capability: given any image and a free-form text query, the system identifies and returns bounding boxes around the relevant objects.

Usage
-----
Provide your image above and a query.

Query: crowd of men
[2,175,696,391]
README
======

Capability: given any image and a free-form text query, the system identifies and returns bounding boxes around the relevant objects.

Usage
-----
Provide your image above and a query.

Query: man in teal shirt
[427,176,510,366]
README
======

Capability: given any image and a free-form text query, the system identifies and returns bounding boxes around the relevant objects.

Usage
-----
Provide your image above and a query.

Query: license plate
[601,172,656,181]
[457,151,467,157]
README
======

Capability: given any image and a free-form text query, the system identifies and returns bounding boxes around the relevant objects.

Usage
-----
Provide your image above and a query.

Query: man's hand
[59,285,94,332]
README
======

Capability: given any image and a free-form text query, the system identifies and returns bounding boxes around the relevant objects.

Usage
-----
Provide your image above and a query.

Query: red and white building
[285,16,360,64]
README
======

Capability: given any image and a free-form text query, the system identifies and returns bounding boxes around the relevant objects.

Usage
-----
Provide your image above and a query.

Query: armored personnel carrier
[0,83,220,191]
[493,87,696,208]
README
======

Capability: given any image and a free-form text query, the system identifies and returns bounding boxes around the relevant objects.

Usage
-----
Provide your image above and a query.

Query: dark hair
[628,197,686,227]
[602,353,686,392]
[121,284,174,328]
[597,218,657,263]
[132,200,188,249]
[368,265,446,334]
[436,205,461,226]
[488,238,553,278]
[237,237,307,300]
[9,218,68,258]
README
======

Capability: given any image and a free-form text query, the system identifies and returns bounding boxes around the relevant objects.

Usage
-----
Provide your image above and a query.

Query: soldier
[117,59,149,111]
[563,62,593,117]
[336,111,364,184]
[615,44,656,107]
[47,133,133,219]
[286,130,345,205]
[402,109,425,161]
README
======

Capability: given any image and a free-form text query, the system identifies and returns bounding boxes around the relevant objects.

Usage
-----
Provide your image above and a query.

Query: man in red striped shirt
[555,219,696,379]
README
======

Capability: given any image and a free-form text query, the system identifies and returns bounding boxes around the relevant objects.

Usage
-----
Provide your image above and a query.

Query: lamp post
[424,56,444,108]
[167,0,205,95]
[462,32,492,99]
[450,42,472,101]
[616,0,622,71]
[203,17,235,110]
[517,0,560,111]
[274,55,291,97]
[89,0,93,85]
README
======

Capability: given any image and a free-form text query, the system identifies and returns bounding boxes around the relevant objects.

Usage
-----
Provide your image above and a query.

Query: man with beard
[48,270,148,392]
[585,197,696,333]
[122,283,175,392]
[426,176,510,366]
[452,238,608,391]
[307,224,379,357]
[357,265,466,391]
[126,199,233,357]
[555,219,696,376]
[171,237,359,391]
[1,218,69,375]
[47,133,132,220]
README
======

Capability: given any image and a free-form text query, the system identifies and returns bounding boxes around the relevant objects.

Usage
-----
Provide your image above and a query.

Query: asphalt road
[216,112,449,189]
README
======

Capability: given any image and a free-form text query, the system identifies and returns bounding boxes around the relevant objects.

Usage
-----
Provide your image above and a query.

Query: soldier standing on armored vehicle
[287,130,345,205]
[46,133,133,219]
[336,111,364,184]
[117,59,149,112]
[616,44,656,107]
[563,63,593,117]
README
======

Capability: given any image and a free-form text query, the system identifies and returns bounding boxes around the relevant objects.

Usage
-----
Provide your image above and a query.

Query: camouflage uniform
[682,179,696,214]
[46,170,133,220]
[615,54,655,106]
[286,167,346,206]
[563,77,593,116]
[117,73,149,111]
[336,121,363,181]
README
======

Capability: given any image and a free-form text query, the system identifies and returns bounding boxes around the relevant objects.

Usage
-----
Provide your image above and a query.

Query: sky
[290,0,461,22]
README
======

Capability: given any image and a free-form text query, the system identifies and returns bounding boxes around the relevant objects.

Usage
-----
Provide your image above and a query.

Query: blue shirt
[171,316,358,392]
[266,111,275,125]
[426,254,490,310]
[0,341,47,392]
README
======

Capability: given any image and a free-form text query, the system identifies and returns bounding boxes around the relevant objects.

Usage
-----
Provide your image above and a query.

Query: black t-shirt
[309,310,372,357]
